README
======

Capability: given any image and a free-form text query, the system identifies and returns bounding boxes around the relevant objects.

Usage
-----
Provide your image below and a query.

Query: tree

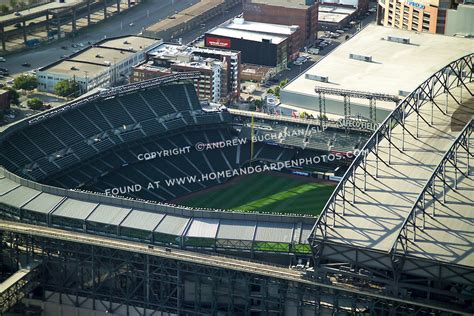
[279,79,288,87]
[266,88,274,94]
[0,4,9,15]
[274,86,281,97]
[9,0,17,9]
[13,74,38,91]
[4,87,19,105]
[27,98,43,110]
[54,79,81,97]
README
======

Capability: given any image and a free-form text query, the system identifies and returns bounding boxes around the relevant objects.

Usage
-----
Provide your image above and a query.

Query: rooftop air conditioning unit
[349,53,372,62]
[387,35,410,44]
[305,73,329,83]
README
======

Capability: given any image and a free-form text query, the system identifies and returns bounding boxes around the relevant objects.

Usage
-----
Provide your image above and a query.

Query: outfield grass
[177,173,336,216]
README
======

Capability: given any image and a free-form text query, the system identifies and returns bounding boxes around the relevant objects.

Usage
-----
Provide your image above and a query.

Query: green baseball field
[174,172,336,216]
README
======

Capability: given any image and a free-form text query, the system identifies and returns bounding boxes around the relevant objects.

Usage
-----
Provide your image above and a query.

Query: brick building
[243,0,319,45]
[132,43,241,103]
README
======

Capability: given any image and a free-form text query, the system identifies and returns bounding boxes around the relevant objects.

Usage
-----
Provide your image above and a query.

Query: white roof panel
[22,192,64,214]
[120,209,164,231]
[0,177,19,195]
[154,215,190,236]
[217,220,256,240]
[52,198,98,220]
[186,218,220,238]
[0,186,39,208]
[255,222,294,243]
[87,205,131,225]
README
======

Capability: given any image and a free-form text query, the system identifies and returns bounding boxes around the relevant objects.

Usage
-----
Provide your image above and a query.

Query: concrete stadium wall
[0,166,317,224]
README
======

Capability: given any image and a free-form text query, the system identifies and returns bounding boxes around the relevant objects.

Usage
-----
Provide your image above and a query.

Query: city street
[0,0,199,74]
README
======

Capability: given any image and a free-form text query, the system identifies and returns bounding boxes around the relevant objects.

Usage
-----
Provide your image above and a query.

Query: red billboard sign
[206,36,231,49]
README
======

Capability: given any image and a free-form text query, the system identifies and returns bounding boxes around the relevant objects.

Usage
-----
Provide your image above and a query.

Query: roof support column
[402,102,406,151]
[0,24,5,51]
[103,0,107,19]
[56,15,61,39]
[72,8,77,36]
[87,0,91,25]
[22,20,27,44]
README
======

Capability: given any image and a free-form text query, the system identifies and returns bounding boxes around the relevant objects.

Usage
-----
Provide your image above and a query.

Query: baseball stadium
[0,51,473,315]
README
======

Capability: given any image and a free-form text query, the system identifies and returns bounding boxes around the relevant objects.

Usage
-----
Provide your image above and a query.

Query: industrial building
[280,24,473,122]
[243,0,319,45]
[318,5,357,30]
[142,0,241,41]
[132,43,241,103]
[377,0,474,35]
[205,18,302,72]
[36,35,161,94]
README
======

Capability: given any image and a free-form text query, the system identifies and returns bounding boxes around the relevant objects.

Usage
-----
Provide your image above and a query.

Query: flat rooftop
[223,19,299,36]
[248,0,315,9]
[282,24,474,111]
[318,11,350,23]
[207,19,298,45]
[70,47,134,64]
[319,4,357,14]
[208,27,287,44]
[145,0,223,33]
[42,60,108,77]
[39,35,157,78]
[147,42,239,58]
[98,36,157,52]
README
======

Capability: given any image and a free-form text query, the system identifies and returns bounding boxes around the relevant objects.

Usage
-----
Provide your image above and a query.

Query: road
[0,0,199,74]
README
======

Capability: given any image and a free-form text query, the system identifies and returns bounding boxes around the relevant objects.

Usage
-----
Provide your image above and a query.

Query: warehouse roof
[52,199,98,220]
[98,36,157,52]
[319,4,357,14]
[224,19,299,36]
[248,0,315,9]
[38,35,159,78]
[282,24,474,112]
[208,27,287,44]
[145,0,224,33]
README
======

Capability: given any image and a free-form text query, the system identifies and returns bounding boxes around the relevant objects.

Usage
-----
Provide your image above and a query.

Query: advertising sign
[206,37,231,49]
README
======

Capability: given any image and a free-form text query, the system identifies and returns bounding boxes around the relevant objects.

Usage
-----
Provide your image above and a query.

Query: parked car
[0,57,5,62]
